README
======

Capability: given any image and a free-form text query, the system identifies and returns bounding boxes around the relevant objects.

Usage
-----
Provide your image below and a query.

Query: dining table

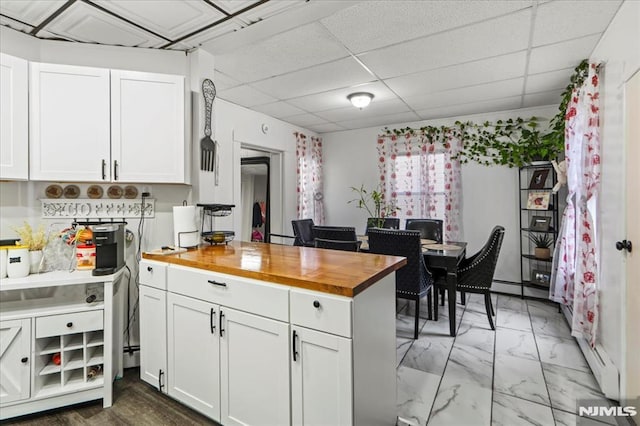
[359,235,467,336]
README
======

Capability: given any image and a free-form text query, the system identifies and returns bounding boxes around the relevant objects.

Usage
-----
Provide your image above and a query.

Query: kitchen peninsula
[141,241,405,426]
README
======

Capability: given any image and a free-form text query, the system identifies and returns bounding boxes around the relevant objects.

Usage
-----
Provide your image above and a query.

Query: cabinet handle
[313,300,321,308]
[207,279,227,287]
[21,357,28,363]
[114,160,119,181]
[147,266,153,272]
[158,369,164,391]
[292,330,298,361]
[101,159,106,180]
[66,322,73,328]
[219,310,225,337]
[210,308,216,334]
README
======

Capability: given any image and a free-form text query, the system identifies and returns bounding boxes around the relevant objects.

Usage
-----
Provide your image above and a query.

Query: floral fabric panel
[295,132,325,224]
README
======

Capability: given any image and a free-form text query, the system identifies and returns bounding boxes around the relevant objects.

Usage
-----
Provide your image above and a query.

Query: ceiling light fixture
[347,92,374,109]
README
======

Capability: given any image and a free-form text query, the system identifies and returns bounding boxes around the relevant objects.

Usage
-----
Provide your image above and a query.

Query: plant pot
[29,250,43,274]
[534,247,551,260]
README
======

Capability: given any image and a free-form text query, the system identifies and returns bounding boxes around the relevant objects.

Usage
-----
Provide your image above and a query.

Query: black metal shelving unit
[519,164,559,298]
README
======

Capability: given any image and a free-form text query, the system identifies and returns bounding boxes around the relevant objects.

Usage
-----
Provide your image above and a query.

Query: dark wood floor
[3,368,218,425]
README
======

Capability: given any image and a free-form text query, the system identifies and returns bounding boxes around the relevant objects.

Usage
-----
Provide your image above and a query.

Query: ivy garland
[382,60,590,168]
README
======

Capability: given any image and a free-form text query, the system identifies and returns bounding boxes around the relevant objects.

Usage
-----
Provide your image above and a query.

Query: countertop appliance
[92,223,125,276]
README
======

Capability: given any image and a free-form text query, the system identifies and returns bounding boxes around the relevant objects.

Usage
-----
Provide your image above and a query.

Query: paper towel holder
[177,230,199,248]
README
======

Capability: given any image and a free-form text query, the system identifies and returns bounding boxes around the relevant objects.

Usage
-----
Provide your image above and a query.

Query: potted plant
[13,221,49,273]
[528,233,553,259]
[348,184,399,228]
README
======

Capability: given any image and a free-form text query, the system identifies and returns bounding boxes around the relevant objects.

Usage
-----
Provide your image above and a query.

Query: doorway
[241,157,270,242]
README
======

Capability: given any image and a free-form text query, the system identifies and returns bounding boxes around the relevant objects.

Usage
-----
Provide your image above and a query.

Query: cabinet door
[167,292,220,421]
[0,53,28,180]
[0,319,31,404]
[139,285,167,393]
[30,63,111,181]
[220,307,290,426]
[291,326,352,426]
[111,70,185,183]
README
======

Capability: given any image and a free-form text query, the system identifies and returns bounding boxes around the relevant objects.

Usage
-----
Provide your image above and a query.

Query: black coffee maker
[92,223,125,276]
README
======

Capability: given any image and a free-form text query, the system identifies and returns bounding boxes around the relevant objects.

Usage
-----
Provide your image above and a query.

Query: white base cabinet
[139,285,167,393]
[0,319,31,404]
[0,53,28,180]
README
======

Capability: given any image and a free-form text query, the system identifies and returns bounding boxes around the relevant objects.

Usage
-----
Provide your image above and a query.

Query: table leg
[447,271,457,336]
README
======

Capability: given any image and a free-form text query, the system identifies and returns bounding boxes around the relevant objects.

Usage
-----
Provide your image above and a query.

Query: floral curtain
[550,63,601,347]
[377,131,463,241]
[295,132,325,224]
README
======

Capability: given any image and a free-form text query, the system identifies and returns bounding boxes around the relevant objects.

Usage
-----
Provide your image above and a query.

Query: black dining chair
[312,225,358,242]
[435,226,505,329]
[314,238,361,252]
[365,217,400,235]
[405,218,443,243]
[291,219,315,247]
[368,228,434,339]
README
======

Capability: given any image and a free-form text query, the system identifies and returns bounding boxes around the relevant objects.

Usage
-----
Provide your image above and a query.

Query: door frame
[241,156,270,241]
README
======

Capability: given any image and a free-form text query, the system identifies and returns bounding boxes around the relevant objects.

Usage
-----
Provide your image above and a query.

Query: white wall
[322,105,557,282]
[590,0,640,385]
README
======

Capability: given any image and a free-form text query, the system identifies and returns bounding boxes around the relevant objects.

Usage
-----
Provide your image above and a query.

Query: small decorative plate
[107,185,123,199]
[63,184,80,199]
[124,185,138,199]
[45,184,63,199]
[87,185,104,199]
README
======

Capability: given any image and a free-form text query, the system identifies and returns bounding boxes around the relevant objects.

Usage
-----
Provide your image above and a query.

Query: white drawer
[36,310,103,338]
[167,265,289,322]
[140,260,168,290]
[290,289,352,338]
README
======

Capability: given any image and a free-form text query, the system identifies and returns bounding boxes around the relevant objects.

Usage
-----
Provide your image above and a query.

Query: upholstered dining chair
[368,228,434,339]
[314,238,361,252]
[291,219,315,247]
[405,218,444,243]
[435,226,505,329]
[365,217,400,235]
[312,225,358,242]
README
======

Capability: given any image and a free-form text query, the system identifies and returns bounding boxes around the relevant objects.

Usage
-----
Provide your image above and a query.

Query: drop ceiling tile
[251,101,306,118]
[287,81,397,112]
[336,111,421,131]
[386,51,527,98]
[283,113,328,127]
[321,1,532,54]
[46,2,165,48]
[214,71,243,91]
[178,20,243,49]
[251,57,375,99]
[525,68,574,94]
[239,1,303,23]
[523,90,562,108]
[358,10,531,79]
[416,95,523,121]
[315,99,410,122]
[305,123,347,133]
[218,84,277,107]
[0,0,65,27]
[93,0,225,41]
[214,23,349,83]
[528,34,600,74]
[532,0,622,47]
[0,15,33,32]
[214,0,260,15]
[403,78,524,111]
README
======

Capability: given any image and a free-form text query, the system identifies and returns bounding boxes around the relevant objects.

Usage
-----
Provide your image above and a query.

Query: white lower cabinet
[220,307,289,426]
[139,285,167,393]
[291,326,352,426]
[0,319,31,404]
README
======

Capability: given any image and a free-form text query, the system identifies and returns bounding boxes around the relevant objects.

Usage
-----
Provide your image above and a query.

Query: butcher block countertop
[143,241,406,297]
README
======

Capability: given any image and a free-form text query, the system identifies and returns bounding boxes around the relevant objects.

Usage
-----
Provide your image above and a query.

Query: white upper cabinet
[29,63,186,183]
[0,53,29,180]
[29,63,111,182]
[111,71,185,183]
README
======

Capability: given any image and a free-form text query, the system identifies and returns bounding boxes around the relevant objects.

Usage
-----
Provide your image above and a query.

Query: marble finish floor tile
[454,323,495,355]
[494,354,549,406]
[427,377,492,426]
[552,408,611,426]
[401,333,454,376]
[542,362,612,420]
[529,305,572,339]
[396,313,428,339]
[492,392,554,426]
[495,328,538,361]
[496,307,532,332]
[442,339,494,389]
[498,295,528,312]
[397,337,414,368]
[459,309,494,331]
[397,365,441,426]
[527,299,560,315]
[535,334,590,373]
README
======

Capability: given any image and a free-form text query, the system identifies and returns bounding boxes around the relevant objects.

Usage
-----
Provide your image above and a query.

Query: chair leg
[414,299,420,339]
[490,296,495,316]
[434,289,439,321]
[461,291,466,305]
[484,293,495,330]
[440,288,445,306]
[427,291,433,320]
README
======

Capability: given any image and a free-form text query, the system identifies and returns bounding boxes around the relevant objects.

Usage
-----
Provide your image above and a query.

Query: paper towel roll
[173,205,199,247]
